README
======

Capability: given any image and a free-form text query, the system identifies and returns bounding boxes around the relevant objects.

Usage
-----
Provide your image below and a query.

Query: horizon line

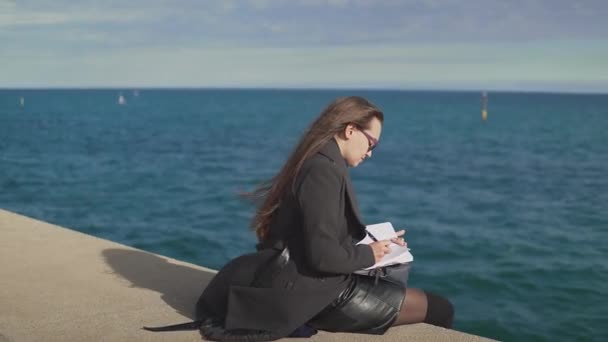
[0,86,607,96]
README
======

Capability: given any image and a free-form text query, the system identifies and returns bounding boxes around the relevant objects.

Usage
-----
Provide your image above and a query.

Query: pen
[366,230,379,242]
[367,230,407,247]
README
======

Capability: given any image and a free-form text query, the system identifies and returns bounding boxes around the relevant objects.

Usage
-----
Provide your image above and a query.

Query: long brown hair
[251,96,384,241]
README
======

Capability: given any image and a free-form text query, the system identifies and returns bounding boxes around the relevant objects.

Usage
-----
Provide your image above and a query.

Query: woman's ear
[343,124,356,140]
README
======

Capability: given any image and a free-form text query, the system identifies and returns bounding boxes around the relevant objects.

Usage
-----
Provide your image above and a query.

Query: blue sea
[1,89,607,341]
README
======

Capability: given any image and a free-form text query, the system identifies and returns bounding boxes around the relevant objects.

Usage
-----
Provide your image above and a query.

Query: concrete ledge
[0,209,496,341]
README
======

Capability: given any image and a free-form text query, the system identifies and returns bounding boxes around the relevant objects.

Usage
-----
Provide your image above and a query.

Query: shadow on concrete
[102,248,216,319]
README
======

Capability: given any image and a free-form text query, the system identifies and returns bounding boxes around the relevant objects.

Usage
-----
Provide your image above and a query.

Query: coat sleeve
[296,161,375,274]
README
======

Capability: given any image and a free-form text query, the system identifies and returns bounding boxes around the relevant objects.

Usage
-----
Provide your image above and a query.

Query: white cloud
[327,0,350,7]
[220,0,239,12]
[263,22,284,33]
[249,0,273,10]
[0,6,156,27]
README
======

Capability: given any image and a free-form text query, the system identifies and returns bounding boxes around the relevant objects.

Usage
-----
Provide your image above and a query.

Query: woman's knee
[392,288,427,326]
[423,291,454,329]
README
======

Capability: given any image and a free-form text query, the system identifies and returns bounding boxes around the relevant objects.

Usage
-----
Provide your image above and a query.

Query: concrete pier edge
[0,209,497,341]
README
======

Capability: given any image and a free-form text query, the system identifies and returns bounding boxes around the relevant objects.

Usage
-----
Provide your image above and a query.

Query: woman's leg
[392,288,454,329]
[392,288,427,326]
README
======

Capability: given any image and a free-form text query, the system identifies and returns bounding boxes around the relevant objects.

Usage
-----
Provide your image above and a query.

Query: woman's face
[342,117,382,167]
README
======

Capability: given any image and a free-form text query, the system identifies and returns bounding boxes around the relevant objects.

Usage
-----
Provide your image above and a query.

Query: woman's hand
[369,230,407,263]
[390,229,407,247]
[370,240,392,263]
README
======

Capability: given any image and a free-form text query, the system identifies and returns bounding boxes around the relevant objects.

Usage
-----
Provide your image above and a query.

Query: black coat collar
[318,138,348,169]
[317,138,364,226]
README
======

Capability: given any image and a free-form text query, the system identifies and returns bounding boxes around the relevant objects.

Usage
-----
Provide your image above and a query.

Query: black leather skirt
[307,274,406,334]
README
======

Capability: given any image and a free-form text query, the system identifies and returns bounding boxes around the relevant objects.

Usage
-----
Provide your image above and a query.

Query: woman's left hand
[390,229,407,247]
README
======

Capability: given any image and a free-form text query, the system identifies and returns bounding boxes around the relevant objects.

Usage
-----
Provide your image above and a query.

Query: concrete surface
[0,209,497,341]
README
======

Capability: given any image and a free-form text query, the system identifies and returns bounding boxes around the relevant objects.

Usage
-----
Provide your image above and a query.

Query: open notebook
[356,222,413,270]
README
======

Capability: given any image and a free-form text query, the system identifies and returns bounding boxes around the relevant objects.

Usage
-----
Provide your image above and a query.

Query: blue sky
[1,0,607,92]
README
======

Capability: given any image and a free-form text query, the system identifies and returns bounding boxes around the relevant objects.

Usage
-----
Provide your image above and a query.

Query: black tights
[424,291,454,328]
[392,288,454,329]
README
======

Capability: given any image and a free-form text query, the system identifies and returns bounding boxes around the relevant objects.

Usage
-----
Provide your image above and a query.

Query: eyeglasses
[358,129,378,152]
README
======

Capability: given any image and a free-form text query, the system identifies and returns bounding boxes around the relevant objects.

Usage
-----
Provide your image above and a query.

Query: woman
[148,96,454,340]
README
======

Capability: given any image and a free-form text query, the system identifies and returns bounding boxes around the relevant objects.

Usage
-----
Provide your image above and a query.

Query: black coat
[197,138,375,338]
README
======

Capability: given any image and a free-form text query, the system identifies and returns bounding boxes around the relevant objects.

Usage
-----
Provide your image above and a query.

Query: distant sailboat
[20,96,25,107]
[133,89,139,97]
[481,91,488,121]
[118,93,127,105]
